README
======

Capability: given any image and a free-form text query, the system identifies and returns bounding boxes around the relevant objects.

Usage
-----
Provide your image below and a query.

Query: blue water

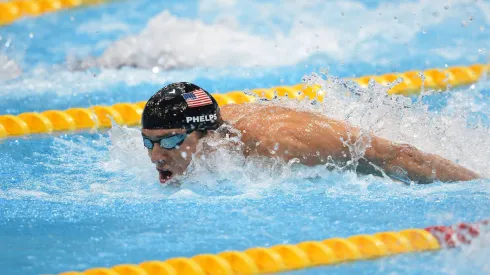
[1,1,490,275]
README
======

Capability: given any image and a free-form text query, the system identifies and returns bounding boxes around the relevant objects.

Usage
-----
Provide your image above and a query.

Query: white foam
[79,0,490,70]
[0,54,21,81]
[77,11,303,70]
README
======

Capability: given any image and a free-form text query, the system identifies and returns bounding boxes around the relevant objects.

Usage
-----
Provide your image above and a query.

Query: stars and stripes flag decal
[182,89,213,108]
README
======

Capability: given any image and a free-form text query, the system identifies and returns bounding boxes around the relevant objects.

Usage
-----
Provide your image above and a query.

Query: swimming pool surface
[1,0,490,274]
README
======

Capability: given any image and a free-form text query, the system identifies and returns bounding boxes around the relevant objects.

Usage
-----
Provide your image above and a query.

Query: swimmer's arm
[364,136,480,183]
[261,125,479,183]
[235,105,479,183]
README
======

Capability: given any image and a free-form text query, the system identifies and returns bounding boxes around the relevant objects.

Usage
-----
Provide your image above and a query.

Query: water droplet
[181,152,187,159]
[29,33,34,38]
[341,12,344,16]
[432,11,439,17]
[152,67,160,73]
[444,5,449,10]
[461,20,468,27]
[478,49,485,54]
[480,26,485,32]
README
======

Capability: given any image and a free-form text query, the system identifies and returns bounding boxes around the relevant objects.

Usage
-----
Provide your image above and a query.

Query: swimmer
[141,82,480,184]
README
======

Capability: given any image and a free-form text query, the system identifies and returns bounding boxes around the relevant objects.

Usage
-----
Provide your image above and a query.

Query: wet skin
[141,128,201,184]
[142,103,480,184]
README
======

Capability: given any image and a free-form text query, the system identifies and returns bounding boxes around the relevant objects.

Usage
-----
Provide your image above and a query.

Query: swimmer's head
[141,82,222,131]
[141,82,222,184]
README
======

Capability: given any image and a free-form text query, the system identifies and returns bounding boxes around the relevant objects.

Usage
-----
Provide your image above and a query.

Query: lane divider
[1,63,489,139]
[54,219,488,275]
[0,0,108,26]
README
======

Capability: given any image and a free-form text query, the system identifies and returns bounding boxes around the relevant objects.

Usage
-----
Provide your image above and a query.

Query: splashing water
[302,71,490,177]
[2,67,488,207]
[1,1,490,273]
[97,71,490,203]
[67,0,490,70]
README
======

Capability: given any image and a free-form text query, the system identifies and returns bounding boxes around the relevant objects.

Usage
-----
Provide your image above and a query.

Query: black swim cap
[141,82,222,131]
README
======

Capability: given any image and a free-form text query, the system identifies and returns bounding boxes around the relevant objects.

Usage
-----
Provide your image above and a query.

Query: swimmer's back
[220,103,268,123]
[221,103,339,128]
[220,103,352,164]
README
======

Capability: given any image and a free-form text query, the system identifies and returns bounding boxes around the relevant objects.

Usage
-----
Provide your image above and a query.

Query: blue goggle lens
[143,137,154,149]
[143,134,187,150]
[160,134,187,149]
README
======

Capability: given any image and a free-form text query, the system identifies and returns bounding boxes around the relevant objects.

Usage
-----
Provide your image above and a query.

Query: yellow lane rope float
[53,219,488,275]
[0,0,108,26]
[0,63,489,139]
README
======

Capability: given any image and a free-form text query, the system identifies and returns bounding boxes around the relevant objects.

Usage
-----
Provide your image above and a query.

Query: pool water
[1,0,490,274]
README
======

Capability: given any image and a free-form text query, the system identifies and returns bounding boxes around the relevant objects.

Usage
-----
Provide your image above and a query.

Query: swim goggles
[142,133,188,150]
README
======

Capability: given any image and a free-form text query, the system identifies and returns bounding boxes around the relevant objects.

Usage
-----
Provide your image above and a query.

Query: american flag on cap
[182,89,213,108]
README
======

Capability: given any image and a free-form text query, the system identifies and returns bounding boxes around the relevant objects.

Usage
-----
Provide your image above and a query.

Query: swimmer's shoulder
[220,103,268,123]
[221,103,319,128]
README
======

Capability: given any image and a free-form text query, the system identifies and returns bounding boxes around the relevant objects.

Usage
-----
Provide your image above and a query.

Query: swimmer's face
[141,128,201,184]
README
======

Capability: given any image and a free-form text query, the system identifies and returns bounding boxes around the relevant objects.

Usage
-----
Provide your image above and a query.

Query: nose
[150,143,171,164]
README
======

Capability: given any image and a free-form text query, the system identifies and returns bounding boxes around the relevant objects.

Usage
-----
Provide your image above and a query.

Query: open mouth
[158,169,173,184]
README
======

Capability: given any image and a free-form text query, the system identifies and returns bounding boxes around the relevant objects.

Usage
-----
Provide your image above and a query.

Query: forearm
[366,138,480,183]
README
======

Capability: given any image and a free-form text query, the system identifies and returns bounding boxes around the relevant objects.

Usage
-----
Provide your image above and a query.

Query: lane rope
[0,0,109,26]
[54,219,489,275]
[1,63,489,138]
